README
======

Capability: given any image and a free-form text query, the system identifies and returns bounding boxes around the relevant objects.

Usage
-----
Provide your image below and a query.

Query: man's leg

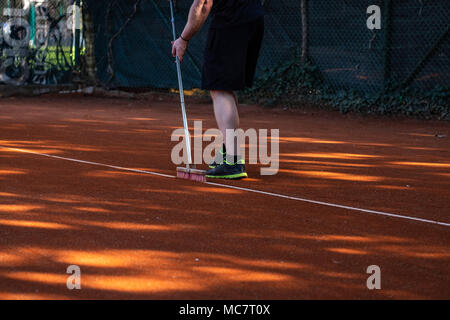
[210,90,240,162]
[206,90,247,179]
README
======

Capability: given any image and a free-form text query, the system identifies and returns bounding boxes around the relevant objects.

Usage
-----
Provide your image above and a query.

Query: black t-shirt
[210,0,264,28]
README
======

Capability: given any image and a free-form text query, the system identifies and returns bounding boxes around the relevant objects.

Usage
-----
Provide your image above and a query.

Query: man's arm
[181,0,213,40]
[172,0,213,62]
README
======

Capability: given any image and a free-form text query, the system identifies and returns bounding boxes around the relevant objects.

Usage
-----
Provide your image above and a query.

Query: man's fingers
[171,41,176,57]
[174,55,183,63]
[171,39,186,63]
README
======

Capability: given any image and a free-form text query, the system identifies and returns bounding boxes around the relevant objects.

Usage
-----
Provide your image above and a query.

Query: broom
[170,0,206,183]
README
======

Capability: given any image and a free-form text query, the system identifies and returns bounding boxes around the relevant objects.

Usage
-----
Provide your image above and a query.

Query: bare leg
[210,90,240,161]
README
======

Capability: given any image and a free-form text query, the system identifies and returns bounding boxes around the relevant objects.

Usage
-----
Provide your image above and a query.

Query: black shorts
[201,16,264,91]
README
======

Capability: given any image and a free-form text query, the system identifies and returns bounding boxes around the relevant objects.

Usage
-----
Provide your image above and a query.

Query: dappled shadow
[0,95,449,299]
[1,151,449,299]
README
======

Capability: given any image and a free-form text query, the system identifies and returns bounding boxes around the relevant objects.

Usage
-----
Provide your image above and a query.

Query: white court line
[0,146,175,179]
[1,145,449,228]
[205,181,450,227]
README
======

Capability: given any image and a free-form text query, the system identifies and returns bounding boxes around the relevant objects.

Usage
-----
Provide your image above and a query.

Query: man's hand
[170,0,213,63]
[172,37,188,63]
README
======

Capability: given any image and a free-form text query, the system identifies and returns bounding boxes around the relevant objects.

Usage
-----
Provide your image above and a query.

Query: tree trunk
[82,3,97,84]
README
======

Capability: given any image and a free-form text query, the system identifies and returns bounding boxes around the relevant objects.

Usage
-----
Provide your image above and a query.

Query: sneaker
[209,148,226,169]
[206,159,248,180]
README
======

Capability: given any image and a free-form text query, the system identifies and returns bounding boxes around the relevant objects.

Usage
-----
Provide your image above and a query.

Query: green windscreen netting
[86,0,448,94]
[87,0,304,89]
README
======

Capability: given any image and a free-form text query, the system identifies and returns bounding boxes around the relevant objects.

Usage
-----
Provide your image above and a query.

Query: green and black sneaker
[209,147,226,169]
[206,159,248,180]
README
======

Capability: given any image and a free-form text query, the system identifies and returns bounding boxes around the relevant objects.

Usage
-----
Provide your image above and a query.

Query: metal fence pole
[382,0,392,92]
[301,0,308,63]
[74,0,81,68]
[29,2,35,46]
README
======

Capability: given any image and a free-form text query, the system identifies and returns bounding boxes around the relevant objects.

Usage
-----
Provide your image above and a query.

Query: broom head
[176,167,206,183]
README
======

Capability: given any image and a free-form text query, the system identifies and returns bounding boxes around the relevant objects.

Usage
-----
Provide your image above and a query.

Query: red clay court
[0,94,449,299]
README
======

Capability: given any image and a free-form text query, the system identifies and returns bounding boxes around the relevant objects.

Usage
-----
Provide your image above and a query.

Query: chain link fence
[86,0,448,96]
[389,0,449,90]
[309,1,385,93]
[0,0,87,86]
[1,0,448,113]
[86,0,204,88]
[309,0,449,93]
[86,0,305,89]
